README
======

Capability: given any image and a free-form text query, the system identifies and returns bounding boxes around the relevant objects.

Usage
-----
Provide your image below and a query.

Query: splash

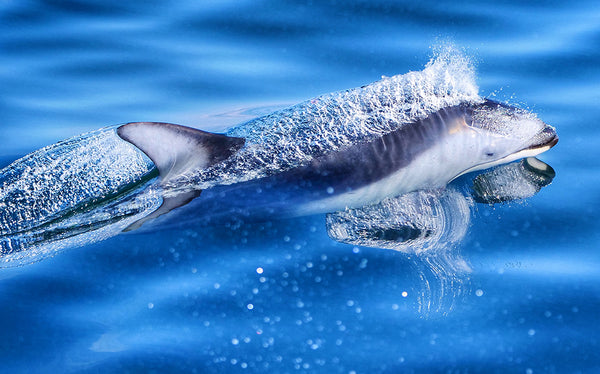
[170,46,482,191]
[0,186,162,267]
[0,128,156,238]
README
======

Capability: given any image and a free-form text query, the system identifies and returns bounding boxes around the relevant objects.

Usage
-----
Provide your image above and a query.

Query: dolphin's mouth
[524,125,558,152]
[499,124,558,165]
[453,124,558,181]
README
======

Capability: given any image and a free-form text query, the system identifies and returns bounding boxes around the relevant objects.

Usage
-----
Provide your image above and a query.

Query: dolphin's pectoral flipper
[117,122,245,183]
[123,189,202,232]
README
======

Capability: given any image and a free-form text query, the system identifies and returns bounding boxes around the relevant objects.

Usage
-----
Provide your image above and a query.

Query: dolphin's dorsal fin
[117,122,245,183]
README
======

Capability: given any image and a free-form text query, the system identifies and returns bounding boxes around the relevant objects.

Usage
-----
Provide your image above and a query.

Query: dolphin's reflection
[326,157,555,315]
[327,187,473,315]
[327,188,472,254]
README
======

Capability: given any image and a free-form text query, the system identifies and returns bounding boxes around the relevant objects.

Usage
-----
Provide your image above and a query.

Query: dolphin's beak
[453,122,558,180]
[526,125,558,151]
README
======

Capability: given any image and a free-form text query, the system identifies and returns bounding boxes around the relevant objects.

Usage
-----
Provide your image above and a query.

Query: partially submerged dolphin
[0,53,558,263]
[116,99,557,222]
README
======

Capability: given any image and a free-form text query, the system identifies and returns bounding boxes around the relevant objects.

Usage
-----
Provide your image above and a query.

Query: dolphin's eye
[486,152,494,157]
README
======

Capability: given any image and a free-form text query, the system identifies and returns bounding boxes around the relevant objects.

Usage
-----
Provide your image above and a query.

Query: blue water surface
[1,1,599,373]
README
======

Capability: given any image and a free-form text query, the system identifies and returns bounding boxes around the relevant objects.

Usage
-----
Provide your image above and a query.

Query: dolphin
[115,99,557,225]
[0,53,558,262]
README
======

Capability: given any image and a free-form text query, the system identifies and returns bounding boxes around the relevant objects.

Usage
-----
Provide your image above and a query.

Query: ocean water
[0,1,599,373]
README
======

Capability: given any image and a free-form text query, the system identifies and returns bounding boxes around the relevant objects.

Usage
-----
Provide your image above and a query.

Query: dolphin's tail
[117,122,245,184]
